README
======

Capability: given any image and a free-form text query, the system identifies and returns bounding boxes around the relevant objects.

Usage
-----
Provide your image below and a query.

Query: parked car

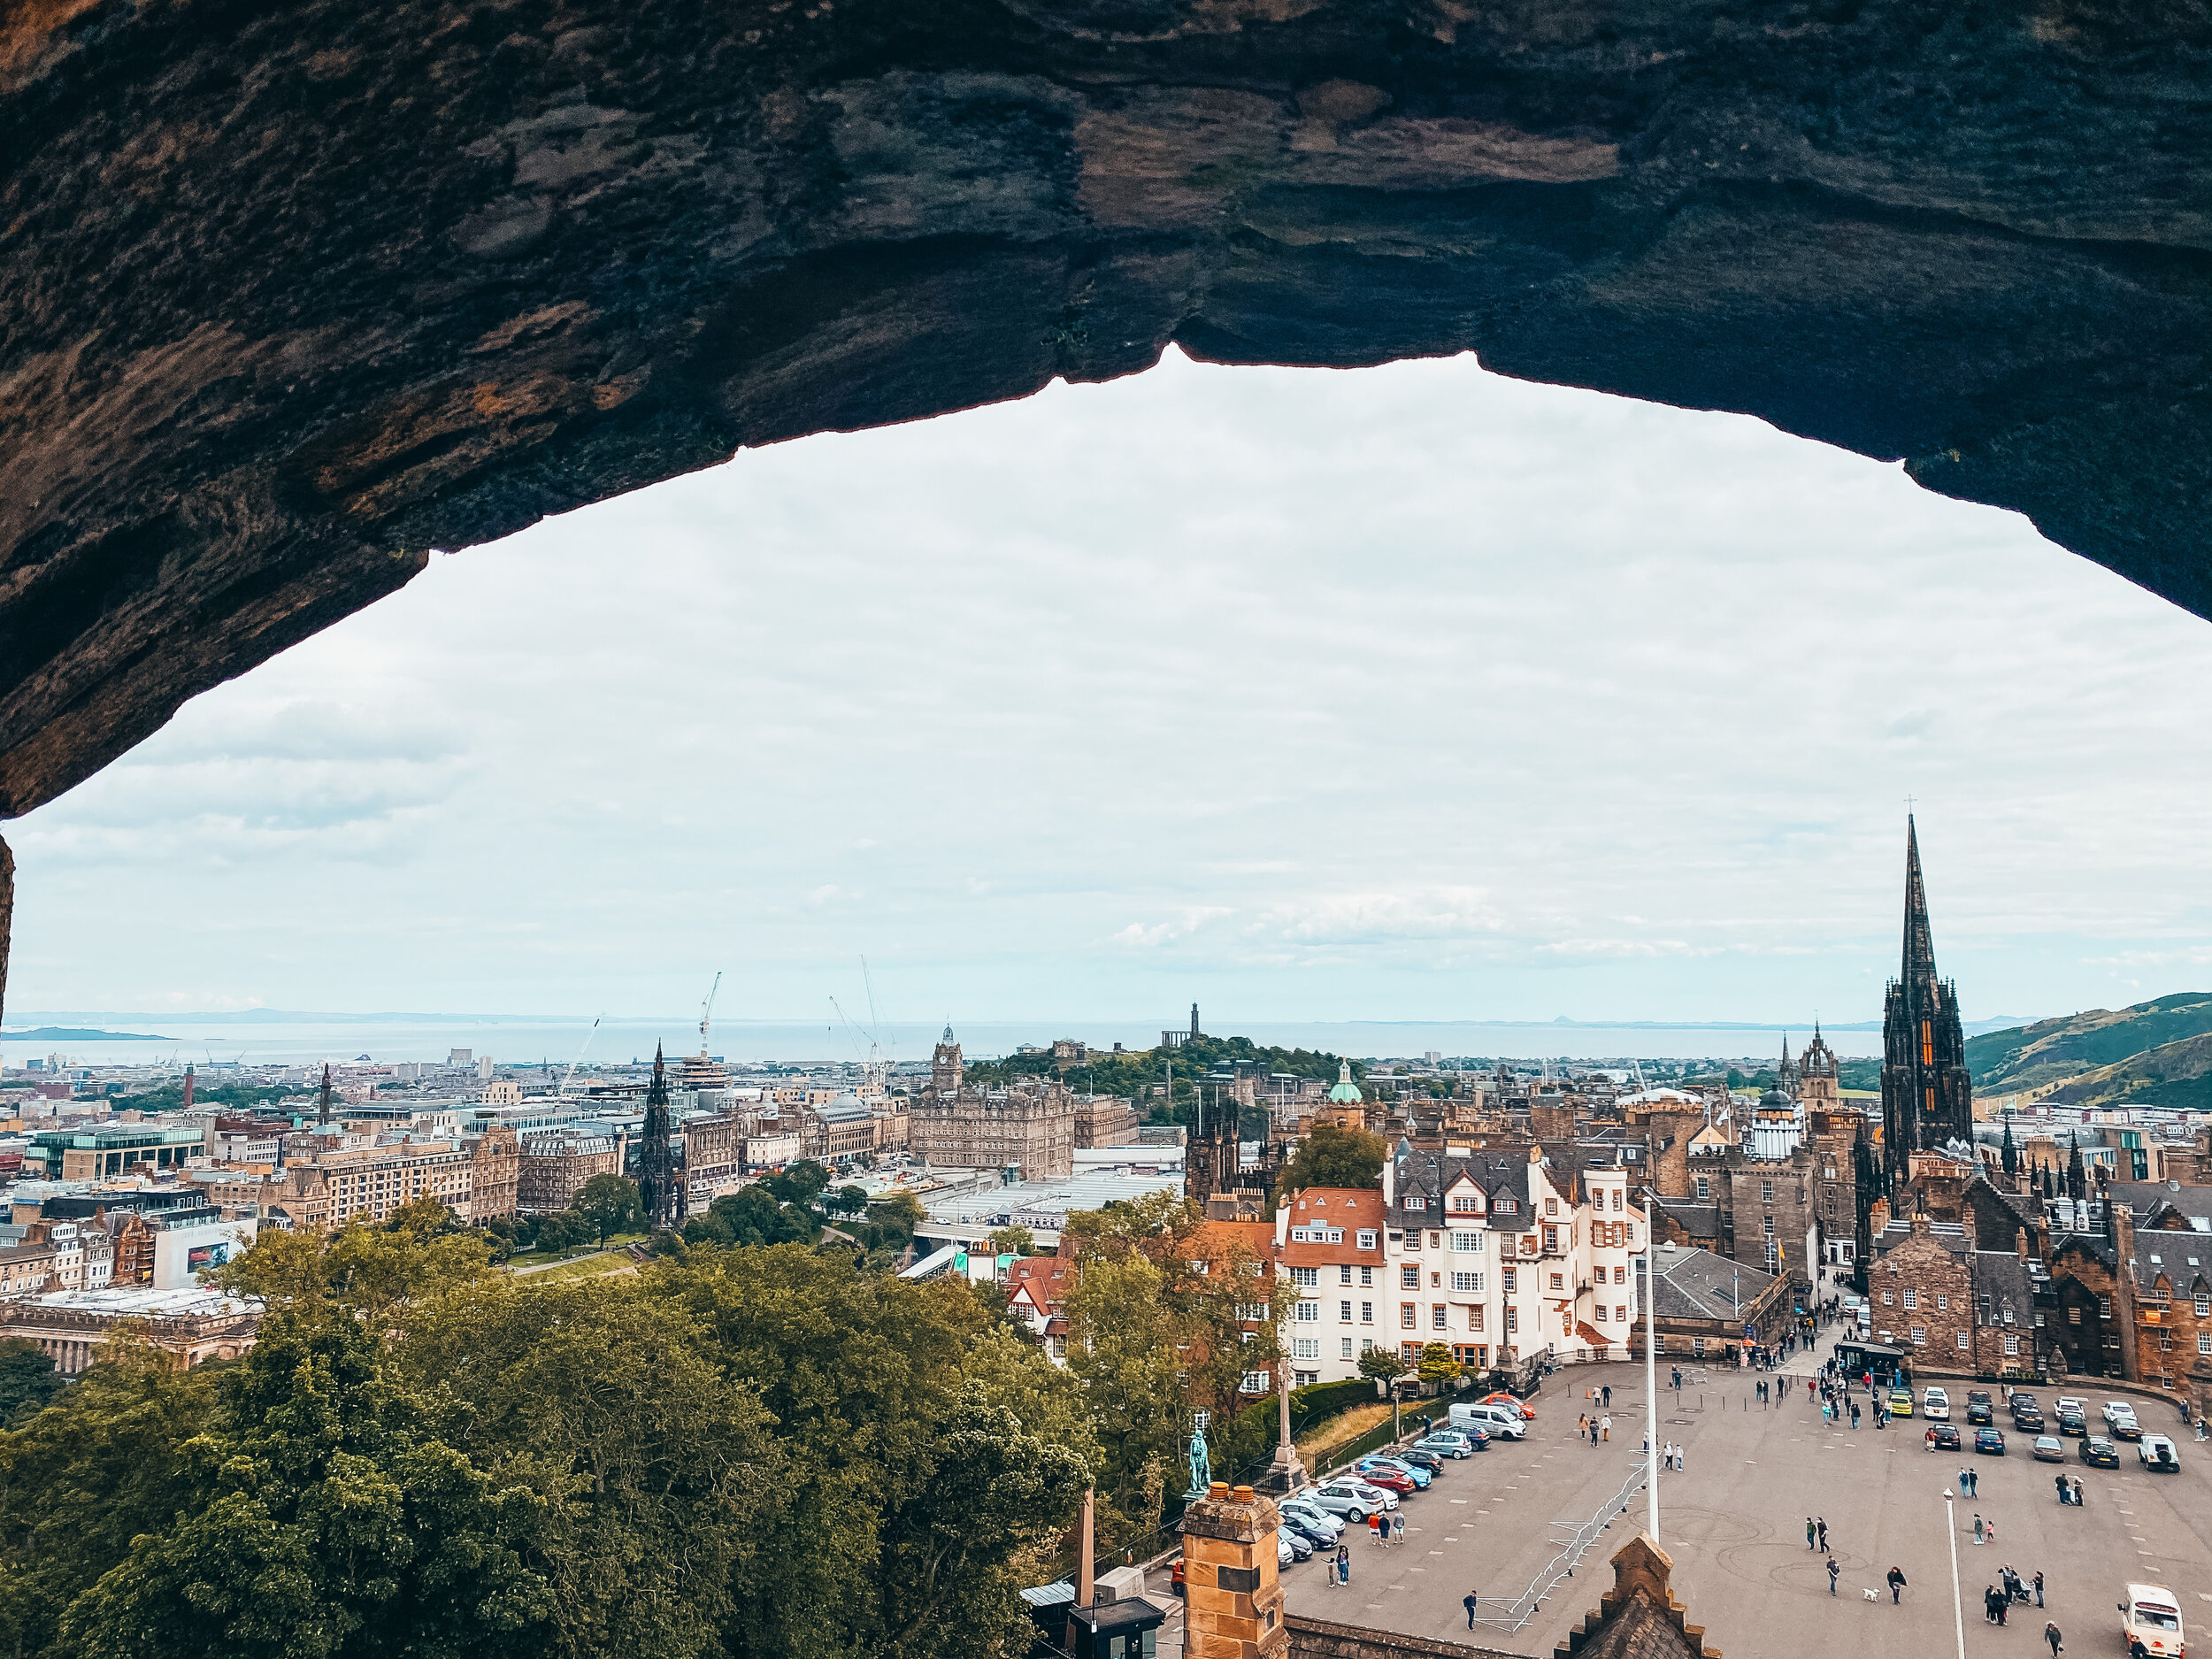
[1924,1386,1951,1420]
[2013,1406,2046,1432]
[2033,1436,2067,1463]
[1888,1388,1914,1418]
[2081,1436,2122,1469]
[1477,1392,1532,1418]
[1359,1457,1430,1490]
[1967,1400,1994,1426]
[1171,1557,1185,1595]
[1280,1499,1344,1539]
[1355,1465,1417,1496]
[1415,1431,1480,1458]
[2118,1581,2185,1659]
[1927,1423,1961,1451]
[1974,1427,2007,1456]
[2055,1395,2085,1417]
[1302,1482,1391,1521]
[2106,1401,2144,1441]
[2140,1434,2182,1472]
[1395,1448,1448,1472]
[1280,1509,1340,1548]
[2058,1408,2089,1438]
[1967,1389,1993,1410]
[1279,1529,1313,1563]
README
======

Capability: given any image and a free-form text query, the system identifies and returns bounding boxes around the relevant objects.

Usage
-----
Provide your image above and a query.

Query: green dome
[1326,1060,1363,1104]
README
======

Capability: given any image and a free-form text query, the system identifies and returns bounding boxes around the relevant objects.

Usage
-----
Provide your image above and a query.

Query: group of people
[1367,1511,1407,1547]
[1576,1411,1613,1444]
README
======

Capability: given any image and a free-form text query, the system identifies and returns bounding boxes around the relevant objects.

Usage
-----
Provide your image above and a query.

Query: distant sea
[0,1012,1993,1069]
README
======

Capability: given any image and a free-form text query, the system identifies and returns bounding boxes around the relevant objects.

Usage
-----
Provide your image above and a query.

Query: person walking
[2033,1569,2045,1608]
[1995,1586,2009,1627]
[1578,1412,1589,1440]
[1394,1513,1407,1546]
[1337,1545,1350,1586]
[1816,1517,1829,1552]
[1603,1385,1613,1409]
[1464,1591,1479,1630]
[2070,1476,2084,1506]
[1826,1555,1840,1595]
[1370,1512,1382,1546]
[2054,1472,2071,1505]
[2044,1620,2062,1655]
[1601,1414,1612,1442]
[1960,1469,1973,1498]
[1886,1565,1908,1605]
[1850,1400,1861,1429]
[1807,1517,1817,1551]
[1973,1513,1985,1544]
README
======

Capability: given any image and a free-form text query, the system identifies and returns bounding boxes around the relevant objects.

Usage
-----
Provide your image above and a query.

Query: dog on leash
[1862,1587,1879,1602]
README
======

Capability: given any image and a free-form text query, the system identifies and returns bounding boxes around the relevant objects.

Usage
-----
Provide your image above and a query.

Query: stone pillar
[1263,1360,1308,1494]
[1181,1481,1286,1659]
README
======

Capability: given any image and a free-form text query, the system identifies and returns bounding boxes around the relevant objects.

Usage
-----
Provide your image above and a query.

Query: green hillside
[2039,1029,2212,1113]
[1965,993,2212,1092]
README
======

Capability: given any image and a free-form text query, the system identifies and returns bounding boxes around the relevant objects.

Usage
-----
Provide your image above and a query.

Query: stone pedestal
[1182,1480,1286,1659]
[1258,1448,1308,1495]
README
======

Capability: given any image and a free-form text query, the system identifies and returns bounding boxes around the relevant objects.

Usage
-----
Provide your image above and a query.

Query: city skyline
[9,350,2210,1023]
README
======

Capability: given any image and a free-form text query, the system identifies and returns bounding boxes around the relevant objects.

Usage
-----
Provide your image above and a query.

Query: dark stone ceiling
[1,0,2206,840]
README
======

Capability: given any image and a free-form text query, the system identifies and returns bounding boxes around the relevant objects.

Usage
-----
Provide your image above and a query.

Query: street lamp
[1940,1488,1964,1659]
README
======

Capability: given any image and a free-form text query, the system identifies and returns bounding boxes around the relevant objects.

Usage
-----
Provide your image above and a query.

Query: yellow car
[1888,1388,1914,1418]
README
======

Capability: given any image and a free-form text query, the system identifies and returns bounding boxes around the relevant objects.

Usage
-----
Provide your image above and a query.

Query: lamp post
[1640,1188,1660,1543]
[1941,1488,1965,1659]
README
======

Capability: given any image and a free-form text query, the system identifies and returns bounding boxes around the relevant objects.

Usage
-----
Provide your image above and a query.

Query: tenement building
[1274,1187,1390,1385]
[908,1029,1076,1180]
[1881,815,1973,1184]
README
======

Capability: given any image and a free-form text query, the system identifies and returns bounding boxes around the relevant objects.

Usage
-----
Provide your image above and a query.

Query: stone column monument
[1180,1482,1286,1659]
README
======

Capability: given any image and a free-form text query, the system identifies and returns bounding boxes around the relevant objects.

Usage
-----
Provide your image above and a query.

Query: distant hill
[0,1026,175,1041]
[1967,993,2212,1095]
[2035,1030,2212,1114]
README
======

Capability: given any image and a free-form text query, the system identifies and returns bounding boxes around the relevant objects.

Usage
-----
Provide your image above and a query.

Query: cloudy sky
[10,349,2212,1029]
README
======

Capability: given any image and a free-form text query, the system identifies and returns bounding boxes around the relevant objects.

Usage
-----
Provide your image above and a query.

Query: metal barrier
[1470,1455,1653,1635]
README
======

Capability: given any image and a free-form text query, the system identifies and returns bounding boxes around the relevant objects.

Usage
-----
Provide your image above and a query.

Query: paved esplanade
[1281,1333,2212,1656]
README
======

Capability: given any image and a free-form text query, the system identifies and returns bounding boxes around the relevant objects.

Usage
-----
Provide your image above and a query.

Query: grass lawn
[517,1249,641,1285]
[1297,1401,1394,1463]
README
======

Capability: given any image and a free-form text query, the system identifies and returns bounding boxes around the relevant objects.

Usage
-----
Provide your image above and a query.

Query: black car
[2057,1409,2088,1438]
[2013,1407,2046,1432]
[1928,1423,1962,1450]
[1974,1427,2007,1456]
[1396,1448,1447,1472]
[1967,1390,1993,1409]
[1967,1402,1993,1425]
[2009,1393,2040,1417]
[1282,1512,1338,1549]
[2080,1435,2122,1468]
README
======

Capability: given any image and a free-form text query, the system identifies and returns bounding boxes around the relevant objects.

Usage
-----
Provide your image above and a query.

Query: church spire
[1902,813,1939,987]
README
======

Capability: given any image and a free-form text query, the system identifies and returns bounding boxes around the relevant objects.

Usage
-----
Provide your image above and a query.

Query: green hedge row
[1217,1378,1379,1474]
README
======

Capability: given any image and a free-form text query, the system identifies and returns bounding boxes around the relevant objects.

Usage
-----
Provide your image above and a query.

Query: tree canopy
[571,1174,643,1244]
[1279,1124,1388,1194]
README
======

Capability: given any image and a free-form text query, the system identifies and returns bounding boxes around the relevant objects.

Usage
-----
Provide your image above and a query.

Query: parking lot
[1264,1349,2212,1658]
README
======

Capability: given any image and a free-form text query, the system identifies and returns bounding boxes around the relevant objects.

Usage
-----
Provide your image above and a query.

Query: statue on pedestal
[1186,1425,1211,1498]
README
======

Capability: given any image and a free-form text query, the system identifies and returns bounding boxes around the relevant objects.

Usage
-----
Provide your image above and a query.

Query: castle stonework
[1183,1483,1286,1659]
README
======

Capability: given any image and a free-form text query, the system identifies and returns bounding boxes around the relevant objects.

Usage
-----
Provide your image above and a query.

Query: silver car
[1302,1480,1398,1521]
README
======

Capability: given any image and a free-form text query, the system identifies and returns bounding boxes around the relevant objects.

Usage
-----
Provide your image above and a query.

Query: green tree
[1358,1345,1411,1386]
[986,1225,1033,1258]
[213,1216,496,1334]
[1415,1342,1459,1386]
[825,1185,870,1219]
[761,1161,831,1208]
[1279,1124,1387,1194]
[58,1310,550,1659]
[572,1174,643,1245]
[0,1335,216,1658]
[680,1187,818,1250]
[0,1337,61,1425]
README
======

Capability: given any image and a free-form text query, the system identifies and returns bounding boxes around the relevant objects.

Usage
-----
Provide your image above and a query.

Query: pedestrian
[1603,1385,1612,1409]
[1601,1414,1612,1442]
[1887,1565,1907,1605]
[1969,1468,1979,1497]
[1807,1517,1817,1551]
[1370,1512,1382,1545]
[1464,1591,1479,1630]
[1578,1413,1589,1440]
[1996,1586,2008,1627]
[2054,1473,2070,1505]
[1959,1469,1972,1497]
[1395,1513,1407,1546]
[2033,1569,2044,1608]
[2070,1477,2084,1506]
[1816,1517,1829,1551]
[1984,1586,2000,1624]
[1987,1518,1998,1546]
[1338,1545,1350,1585]
[1826,1555,1839,1595]
[2044,1620,2062,1655]
[1973,1513,1985,1544]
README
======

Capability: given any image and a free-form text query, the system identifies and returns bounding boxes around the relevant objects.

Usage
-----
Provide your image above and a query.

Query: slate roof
[1648,1244,1779,1321]
[1388,1147,1536,1233]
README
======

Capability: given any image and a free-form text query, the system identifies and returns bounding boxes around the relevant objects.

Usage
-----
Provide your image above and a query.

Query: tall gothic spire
[318,1062,333,1125]
[639,1043,677,1230]
[1902,814,1939,987]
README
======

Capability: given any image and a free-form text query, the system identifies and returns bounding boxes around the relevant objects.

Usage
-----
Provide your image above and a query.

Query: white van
[2120,1581,2185,1658]
[1451,1402,1526,1440]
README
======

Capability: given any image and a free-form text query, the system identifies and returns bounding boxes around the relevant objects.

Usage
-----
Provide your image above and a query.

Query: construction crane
[699,972,722,1060]
[558,1016,603,1098]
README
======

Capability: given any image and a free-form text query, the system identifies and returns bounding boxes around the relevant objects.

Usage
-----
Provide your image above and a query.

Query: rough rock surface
[2,0,2208,827]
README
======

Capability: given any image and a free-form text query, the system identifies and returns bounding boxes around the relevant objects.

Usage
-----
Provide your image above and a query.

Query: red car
[1355,1465,1417,1495]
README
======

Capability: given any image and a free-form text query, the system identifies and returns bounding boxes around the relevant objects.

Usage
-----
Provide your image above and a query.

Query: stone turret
[1181,1482,1286,1659]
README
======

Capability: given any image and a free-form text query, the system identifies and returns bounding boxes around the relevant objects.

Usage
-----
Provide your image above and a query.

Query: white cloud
[10,349,2212,1023]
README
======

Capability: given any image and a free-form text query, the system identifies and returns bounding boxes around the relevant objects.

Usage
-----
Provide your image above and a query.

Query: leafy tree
[1061,1253,1181,1542]
[213,1217,496,1335]
[986,1225,1033,1258]
[1279,1124,1387,1194]
[761,1161,831,1208]
[0,1335,217,1658]
[1358,1345,1411,1386]
[384,1194,463,1237]
[0,1337,61,1425]
[572,1174,643,1245]
[533,1212,582,1255]
[58,1310,550,1659]
[825,1186,870,1219]
[1416,1342,1460,1386]
[862,1191,925,1253]
[680,1187,818,1250]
